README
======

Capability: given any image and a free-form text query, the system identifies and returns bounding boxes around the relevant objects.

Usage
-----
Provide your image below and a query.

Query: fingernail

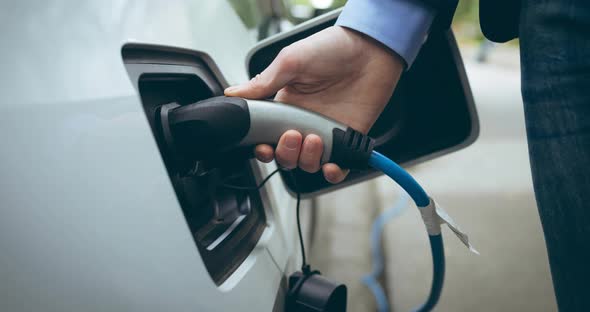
[324,171,336,182]
[255,152,269,162]
[260,154,273,162]
[303,135,320,154]
[224,86,239,93]
[285,135,299,149]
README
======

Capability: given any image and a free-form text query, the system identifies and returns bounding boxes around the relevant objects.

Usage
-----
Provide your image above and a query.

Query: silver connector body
[239,99,347,164]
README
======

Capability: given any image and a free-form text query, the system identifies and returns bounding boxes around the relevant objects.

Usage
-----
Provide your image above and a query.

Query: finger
[298,134,323,173]
[322,163,349,184]
[275,130,302,169]
[255,144,274,163]
[224,47,299,99]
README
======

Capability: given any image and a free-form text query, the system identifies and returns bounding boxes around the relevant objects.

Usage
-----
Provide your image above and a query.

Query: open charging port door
[246,9,479,196]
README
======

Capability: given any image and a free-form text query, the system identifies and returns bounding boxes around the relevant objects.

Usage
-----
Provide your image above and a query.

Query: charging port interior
[123,45,266,285]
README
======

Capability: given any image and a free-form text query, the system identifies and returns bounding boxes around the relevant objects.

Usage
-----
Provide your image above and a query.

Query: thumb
[225,48,298,99]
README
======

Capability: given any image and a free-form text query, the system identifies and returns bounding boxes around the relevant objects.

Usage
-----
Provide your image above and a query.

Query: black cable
[222,168,309,272]
[289,171,308,272]
[297,185,306,269]
[221,168,280,190]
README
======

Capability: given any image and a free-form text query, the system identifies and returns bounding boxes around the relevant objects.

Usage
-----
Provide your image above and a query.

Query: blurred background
[232,1,555,311]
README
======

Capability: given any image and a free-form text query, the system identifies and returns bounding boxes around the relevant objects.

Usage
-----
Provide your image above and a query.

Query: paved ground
[311,45,558,311]
[308,181,380,312]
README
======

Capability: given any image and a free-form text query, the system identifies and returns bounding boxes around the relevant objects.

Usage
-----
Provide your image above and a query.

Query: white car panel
[0,1,302,311]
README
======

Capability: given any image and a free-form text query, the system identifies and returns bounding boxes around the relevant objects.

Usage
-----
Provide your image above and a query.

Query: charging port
[123,45,266,285]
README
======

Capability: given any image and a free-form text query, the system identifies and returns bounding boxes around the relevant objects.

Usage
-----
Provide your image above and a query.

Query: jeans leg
[519,1,590,310]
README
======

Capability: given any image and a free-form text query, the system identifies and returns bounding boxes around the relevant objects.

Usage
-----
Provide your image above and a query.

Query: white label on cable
[419,197,480,255]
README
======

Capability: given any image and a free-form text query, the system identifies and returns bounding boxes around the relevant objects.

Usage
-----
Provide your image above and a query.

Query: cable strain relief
[330,127,375,170]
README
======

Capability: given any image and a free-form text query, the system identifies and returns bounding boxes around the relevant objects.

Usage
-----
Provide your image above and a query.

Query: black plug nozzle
[158,96,251,173]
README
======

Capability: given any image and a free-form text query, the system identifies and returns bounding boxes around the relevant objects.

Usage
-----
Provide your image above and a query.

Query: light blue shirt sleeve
[336,0,436,69]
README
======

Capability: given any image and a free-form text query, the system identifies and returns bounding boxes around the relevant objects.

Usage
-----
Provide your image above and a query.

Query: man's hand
[225,26,403,183]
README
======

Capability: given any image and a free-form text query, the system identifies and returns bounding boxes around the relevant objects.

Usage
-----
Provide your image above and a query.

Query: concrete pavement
[308,181,380,312]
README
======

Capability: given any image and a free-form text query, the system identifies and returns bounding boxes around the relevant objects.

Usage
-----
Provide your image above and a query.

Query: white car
[0,2,477,311]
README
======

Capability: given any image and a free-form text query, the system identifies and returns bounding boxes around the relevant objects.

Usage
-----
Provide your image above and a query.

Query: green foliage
[453,0,485,42]
[228,0,263,29]
[455,0,479,24]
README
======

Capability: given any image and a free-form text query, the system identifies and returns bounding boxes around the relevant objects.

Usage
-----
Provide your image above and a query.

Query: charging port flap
[247,10,479,196]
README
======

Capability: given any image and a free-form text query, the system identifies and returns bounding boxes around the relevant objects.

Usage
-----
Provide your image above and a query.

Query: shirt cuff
[336,0,436,69]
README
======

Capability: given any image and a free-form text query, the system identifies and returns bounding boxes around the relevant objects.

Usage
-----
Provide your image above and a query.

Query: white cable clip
[419,197,479,255]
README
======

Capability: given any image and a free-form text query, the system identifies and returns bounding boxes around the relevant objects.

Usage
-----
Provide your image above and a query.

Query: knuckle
[276,46,300,73]
[249,74,267,90]
[299,159,320,173]
[275,151,297,169]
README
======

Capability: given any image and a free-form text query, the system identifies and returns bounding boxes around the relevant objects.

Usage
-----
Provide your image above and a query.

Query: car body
[1,1,307,311]
[0,1,476,311]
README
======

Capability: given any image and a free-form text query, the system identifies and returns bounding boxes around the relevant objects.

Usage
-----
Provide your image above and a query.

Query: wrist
[337,26,404,76]
[334,25,405,69]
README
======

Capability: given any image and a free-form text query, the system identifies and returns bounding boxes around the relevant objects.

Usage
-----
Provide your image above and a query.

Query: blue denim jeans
[520,1,590,310]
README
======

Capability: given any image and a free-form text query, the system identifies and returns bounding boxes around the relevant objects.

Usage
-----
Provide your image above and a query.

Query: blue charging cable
[368,151,445,312]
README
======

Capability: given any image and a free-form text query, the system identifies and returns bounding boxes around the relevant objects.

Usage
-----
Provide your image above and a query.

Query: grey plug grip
[238,99,347,165]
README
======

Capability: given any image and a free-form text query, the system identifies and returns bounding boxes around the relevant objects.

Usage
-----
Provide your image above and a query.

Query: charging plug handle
[160,96,375,170]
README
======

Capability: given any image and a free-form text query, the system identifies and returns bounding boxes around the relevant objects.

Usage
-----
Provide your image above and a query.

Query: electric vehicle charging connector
[158,96,477,312]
